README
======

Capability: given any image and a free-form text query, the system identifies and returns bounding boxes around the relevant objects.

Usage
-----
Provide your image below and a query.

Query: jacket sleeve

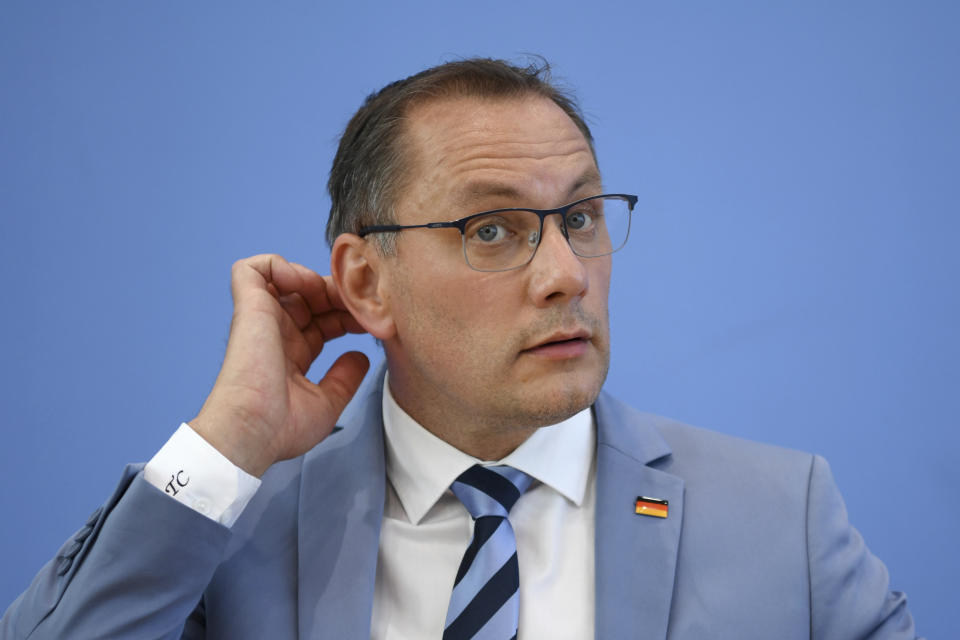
[806,455,922,639]
[1,465,230,640]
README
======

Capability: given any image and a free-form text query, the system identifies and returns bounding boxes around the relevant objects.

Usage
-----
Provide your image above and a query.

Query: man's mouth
[522,331,591,358]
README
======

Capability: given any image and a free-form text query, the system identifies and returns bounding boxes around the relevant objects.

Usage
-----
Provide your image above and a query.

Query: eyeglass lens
[462,195,632,271]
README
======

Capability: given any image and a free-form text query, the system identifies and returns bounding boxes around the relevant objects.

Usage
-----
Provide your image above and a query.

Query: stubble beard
[483,303,611,431]
[385,263,611,441]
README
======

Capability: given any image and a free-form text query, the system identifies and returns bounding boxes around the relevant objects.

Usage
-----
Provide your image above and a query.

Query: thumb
[314,351,371,419]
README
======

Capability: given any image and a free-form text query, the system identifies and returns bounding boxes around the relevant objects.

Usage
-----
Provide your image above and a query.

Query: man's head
[329,58,614,458]
[326,58,597,250]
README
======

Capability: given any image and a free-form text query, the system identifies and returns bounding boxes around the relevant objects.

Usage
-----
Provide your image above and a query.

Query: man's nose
[526,215,589,304]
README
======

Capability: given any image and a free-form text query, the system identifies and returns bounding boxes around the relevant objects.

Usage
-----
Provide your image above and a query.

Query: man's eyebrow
[456,182,525,204]
[455,169,604,209]
[567,168,603,197]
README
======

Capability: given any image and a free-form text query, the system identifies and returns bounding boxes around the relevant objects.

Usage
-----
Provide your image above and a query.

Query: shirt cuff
[144,423,261,528]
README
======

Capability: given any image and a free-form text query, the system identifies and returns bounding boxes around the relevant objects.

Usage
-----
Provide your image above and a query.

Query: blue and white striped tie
[443,465,534,640]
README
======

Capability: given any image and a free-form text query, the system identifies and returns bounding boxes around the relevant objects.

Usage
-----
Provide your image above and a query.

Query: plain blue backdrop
[1,2,955,636]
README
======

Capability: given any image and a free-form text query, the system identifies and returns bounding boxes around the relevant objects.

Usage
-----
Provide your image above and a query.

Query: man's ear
[330,234,396,340]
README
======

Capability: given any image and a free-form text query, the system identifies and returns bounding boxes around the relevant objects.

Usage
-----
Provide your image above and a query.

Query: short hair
[325,57,596,251]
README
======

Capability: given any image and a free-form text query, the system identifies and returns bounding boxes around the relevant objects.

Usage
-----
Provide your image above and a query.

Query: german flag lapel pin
[635,496,669,519]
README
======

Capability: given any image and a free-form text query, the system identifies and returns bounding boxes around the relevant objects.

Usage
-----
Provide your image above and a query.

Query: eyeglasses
[358,193,637,272]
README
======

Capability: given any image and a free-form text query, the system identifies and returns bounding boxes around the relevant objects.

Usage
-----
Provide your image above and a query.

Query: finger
[299,309,367,359]
[313,306,366,339]
[340,312,367,335]
[287,263,364,334]
[313,351,371,418]
[288,262,346,315]
[278,292,312,330]
[231,254,304,307]
[319,275,348,311]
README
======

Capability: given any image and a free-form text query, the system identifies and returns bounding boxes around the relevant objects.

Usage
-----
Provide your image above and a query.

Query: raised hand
[189,254,370,476]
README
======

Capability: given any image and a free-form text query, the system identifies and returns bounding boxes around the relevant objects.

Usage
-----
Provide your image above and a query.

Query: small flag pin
[635,496,669,519]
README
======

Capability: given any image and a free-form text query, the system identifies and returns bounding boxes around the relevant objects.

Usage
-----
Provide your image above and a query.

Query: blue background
[1,2,955,636]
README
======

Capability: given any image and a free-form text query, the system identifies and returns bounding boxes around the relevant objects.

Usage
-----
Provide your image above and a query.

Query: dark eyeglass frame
[357,193,638,272]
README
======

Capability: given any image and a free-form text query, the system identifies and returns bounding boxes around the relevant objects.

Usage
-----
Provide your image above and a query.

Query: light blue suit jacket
[3,369,919,638]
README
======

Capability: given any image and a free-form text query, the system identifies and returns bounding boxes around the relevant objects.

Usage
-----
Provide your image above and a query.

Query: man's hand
[189,254,370,477]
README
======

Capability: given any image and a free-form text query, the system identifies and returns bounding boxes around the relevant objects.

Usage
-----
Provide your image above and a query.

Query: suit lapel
[297,369,387,639]
[292,374,684,638]
[594,392,684,640]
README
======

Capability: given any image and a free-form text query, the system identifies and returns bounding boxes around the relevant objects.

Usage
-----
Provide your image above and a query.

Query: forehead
[399,95,600,212]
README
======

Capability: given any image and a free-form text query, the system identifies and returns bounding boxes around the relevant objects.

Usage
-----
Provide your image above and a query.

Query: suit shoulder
[596,392,816,491]
[658,419,817,510]
[656,416,813,473]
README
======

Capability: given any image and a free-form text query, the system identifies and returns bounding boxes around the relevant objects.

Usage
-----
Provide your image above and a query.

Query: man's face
[380,95,611,444]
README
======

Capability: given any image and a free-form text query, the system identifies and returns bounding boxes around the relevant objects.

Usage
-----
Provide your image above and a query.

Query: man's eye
[566,210,595,231]
[475,223,508,243]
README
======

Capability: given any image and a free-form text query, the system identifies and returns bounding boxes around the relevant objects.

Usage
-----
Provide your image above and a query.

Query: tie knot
[450,465,533,520]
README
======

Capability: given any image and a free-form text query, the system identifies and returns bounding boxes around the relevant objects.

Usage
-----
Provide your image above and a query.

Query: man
[2,58,919,639]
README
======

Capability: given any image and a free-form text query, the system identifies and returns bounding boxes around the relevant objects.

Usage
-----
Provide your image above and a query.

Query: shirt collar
[382,372,595,525]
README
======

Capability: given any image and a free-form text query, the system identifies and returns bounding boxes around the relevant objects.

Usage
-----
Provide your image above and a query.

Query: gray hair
[325,57,596,253]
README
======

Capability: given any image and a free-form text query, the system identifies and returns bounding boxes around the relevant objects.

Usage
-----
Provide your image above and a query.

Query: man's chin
[508,371,606,429]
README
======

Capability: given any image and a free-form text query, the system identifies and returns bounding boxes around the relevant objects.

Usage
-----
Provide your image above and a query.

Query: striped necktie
[443,464,534,640]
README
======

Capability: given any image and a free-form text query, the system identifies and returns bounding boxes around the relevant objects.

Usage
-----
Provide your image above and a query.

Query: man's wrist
[188,407,276,477]
[143,423,262,527]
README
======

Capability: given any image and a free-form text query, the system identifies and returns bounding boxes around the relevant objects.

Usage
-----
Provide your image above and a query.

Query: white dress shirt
[373,379,596,639]
[144,379,596,638]
[143,423,261,528]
